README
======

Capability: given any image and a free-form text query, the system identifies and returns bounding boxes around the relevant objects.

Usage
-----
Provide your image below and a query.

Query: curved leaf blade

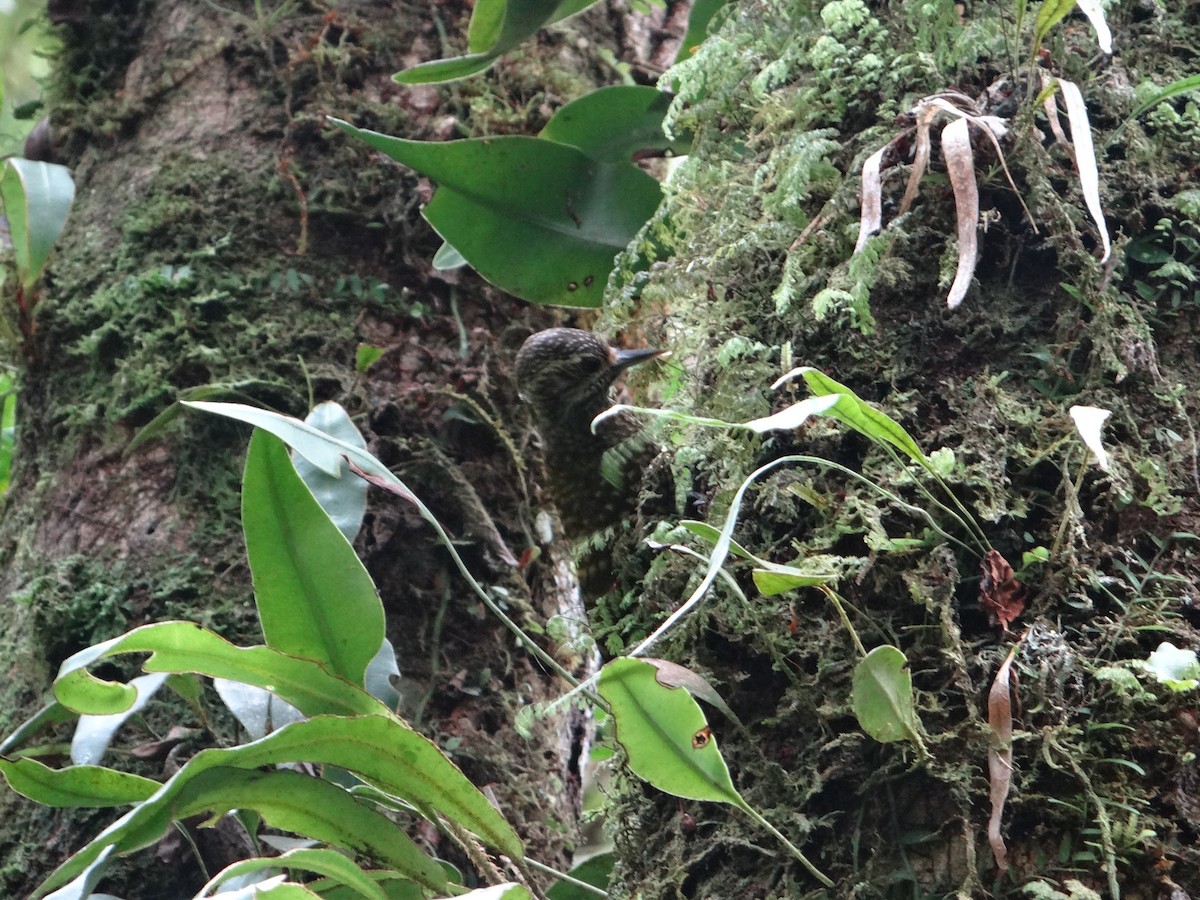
[0,158,75,289]
[54,621,388,719]
[540,86,689,163]
[851,645,923,745]
[332,120,662,306]
[243,431,384,685]
[0,758,159,808]
[598,658,741,805]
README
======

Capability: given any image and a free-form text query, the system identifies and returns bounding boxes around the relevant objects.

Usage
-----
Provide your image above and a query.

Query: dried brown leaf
[942,117,979,309]
[979,549,1027,630]
[899,105,935,215]
[987,645,1019,872]
[854,145,887,253]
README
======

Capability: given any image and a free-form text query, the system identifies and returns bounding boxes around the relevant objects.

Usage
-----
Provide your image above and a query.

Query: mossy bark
[0,1,646,895]
[593,0,1200,897]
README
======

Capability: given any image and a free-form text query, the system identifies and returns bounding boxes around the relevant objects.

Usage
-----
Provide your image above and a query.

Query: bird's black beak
[611,346,669,376]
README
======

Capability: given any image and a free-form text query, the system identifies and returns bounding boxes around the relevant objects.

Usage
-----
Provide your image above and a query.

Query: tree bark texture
[588,1,1200,897]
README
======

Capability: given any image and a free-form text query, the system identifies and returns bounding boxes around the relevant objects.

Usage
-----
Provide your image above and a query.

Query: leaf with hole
[598,658,741,805]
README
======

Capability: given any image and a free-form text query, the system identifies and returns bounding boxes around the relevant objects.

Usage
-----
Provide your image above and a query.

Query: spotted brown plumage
[515,328,667,541]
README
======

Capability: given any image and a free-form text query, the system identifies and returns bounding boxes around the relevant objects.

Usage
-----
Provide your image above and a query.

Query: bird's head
[515,328,665,427]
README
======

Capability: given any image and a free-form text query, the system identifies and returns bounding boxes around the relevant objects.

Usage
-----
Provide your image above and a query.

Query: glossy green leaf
[203,848,388,900]
[292,401,369,543]
[332,119,662,307]
[53,622,388,719]
[598,658,742,805]
[243,431,384,685]
[0,758,159,808]
[539,86,689,163]
[36,767,450,898]
[0,158,74,290]
[851,645,923,745]
[397,0,592,84]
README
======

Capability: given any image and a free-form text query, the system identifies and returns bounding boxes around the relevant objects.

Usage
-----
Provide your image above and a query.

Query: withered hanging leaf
[942,117,979,310]
[979,549,1027,630]
[987,645,1019,873]
[899,105,935,215]
[854,145,887,254]
[1057,78,1112,263]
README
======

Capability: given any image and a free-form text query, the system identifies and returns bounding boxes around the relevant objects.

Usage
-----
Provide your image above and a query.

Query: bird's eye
[578,356,603,374]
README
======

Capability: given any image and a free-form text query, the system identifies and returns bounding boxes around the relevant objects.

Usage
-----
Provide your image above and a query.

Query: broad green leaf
[243,431,384,685]
[397,0,592,84]
[203,848,388,900]
[466,0,509,52]
[53,622,388,719]
[0,758,159,808]
[780,367,929,467]
[597,658,742,805]
[852,645,924,745]
[292,401,369,543]
[675,0,728,62]
[71,672,169,765]
[184,715,524,860]
[751,563,834,596]
[364,637,402,711]
[36,767,451,898]
[35,715,523,895]
[539,86,689,163]
[0,158,74,290]
[331,119,662,307]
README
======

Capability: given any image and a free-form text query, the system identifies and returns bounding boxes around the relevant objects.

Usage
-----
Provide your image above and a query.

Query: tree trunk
[590,1,1200,897]
[0,1,644,894]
